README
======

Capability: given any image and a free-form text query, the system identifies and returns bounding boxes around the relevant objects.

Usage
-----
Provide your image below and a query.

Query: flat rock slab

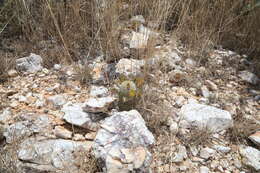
[249,131,260,147]
[83,96,116,113]
[93,110,155,173]
[180,103,233,132]
[18,137,93,172]
[62,103,100,131]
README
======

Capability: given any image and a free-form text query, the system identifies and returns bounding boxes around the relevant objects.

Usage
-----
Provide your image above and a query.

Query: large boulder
[93,110,155,173]
[180,103,233,132]
[16,53,43,73]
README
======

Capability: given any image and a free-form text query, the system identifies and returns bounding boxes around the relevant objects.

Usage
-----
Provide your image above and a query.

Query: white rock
[175,96,186,107]
[213,145,231,153]
[115,58,144,78]
[47,95,66,108]
[18,137,92,172]
[199,147,216,159]
[62,103,100,131]
[200,166,209,173]
[185,58,196,66]
[180,103,233,132]
[16,53,43,73]
[53,64,61,70]
[249,131,260,147]
[73,134,85,141]
[239,71,259,85]
[83,96,116,113]
[130,15,145,24]
[89,85,109,97]
[169,122,179,135]
[54,126,72,139]
[0,108,12,123]
[239,145,260,171]
[201,85,210,98]
[130,31,149,49]
[171,145,187,163]
[93,110,154,172]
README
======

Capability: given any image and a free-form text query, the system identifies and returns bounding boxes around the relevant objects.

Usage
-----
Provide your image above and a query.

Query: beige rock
[73,134,85,141]
[249,131,260,147]
[85,132,96,140]
[54,126,72,139]
[8,69,18,77]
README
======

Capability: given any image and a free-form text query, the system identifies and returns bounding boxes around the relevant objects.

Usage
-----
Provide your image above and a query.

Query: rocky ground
[0,16,260,173]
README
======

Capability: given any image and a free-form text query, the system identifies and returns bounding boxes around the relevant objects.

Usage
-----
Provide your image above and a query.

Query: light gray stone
[180,103,233,132]
[115,58,144,78]
[16,53,43,73]
[93,110,154,172]
[213,145,231,153]
[83,96,116,113]
[62,103,100,131]
[249,131,260,147]
[239,71,259,85]
[200,166,209,173]
[239,145,260,171]
[47,95,66,108]
[54,126,72,139]
[199,147,216,159]
[171,145,187,163]
[90,85,109,97]
[130,15,145,24]
[169,122,179,135]
[18,137,92,172]
[3,114,54,143]
[0,108,12,123]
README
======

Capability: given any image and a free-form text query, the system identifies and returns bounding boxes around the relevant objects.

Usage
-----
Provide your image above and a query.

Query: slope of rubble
[0,15,260,173]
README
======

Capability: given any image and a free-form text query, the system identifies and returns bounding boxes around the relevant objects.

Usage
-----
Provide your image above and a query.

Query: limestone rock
[199,147,216,159]
[93,110,155,172]
[3,114,54,143]
[171,145,187,163]
[180,103,233,132]
[115,58,144,78]
[238,71,259,85]
[47,94,67,109]
[62,103,100,131]
[16,53,43,73]
[18,137,92,172]
[54,126,72,139]
[249,131,260,147]
[239,145,260,171]
[83,97,116,113]
[90,85,109,97]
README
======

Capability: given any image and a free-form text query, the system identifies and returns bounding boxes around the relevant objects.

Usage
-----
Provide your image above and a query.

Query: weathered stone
[180,103,233,132]
[239,71,259,85]
[130,15,145,24]
[200,166,209,173]
[62,103,100,131]
[169,122,179,135]
[4,114,54,143]
[199,147,216,159]
[0,108,12,123]
[130,31,149,49]
[16,53,43,73]
[85,132,97,140]
[7,69,18,77]
[249,131,260,147]
[89,85,109,97]
[83,97,116,113]
[239,145,260,171]
[169,70,186,83]
[115,58,144,78]
[18,137,92,172]
[205,80,218,91]
[213,145,231,153]
[54,126,72,139]
[47,94,67,108]
[171,145,187,163]
[93,110,154,172]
